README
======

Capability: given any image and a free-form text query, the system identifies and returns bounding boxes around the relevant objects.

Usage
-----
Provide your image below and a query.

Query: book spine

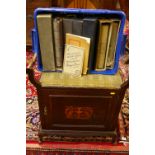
[95,20,111,70]
[72,19,83,35]
[37,14,55,71]
[82,18,98,70]
[63,18,73,43]
[53,17,64,70]
[106,20,120,69]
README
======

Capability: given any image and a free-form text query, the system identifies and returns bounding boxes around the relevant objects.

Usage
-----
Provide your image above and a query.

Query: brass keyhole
[110,92,116,95]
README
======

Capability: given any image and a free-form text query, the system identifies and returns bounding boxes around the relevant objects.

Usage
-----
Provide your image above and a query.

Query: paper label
[63,45,84,77]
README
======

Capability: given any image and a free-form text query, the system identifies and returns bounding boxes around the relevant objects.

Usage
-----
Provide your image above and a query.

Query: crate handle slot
[31,28,37,53]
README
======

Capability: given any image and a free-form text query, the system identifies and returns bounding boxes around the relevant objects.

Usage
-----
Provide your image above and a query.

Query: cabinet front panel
[45,94,116,131]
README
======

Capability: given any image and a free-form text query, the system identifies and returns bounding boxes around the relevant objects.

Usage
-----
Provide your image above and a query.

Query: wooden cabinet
[26,69,128,143]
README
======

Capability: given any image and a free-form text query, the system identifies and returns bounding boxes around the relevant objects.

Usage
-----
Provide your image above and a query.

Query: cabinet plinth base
[38,126,117,144]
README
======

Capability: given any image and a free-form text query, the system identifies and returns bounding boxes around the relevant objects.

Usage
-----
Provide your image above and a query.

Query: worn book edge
[37,14,56,71]
[95,19,112,71]
[106,19,121,69]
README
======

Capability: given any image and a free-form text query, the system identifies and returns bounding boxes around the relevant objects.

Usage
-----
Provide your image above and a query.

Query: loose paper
[63,45,84,77]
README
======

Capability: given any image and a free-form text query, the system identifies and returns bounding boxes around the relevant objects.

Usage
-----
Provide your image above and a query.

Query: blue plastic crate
[120,34,127,56]
[32,8,126,75]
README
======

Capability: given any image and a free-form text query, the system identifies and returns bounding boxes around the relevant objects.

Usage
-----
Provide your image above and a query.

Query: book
[63,18,83,41]
[106,20,120,69]
[65,33,90,74]
[95,19,112,71]
[63,45,84,77]
[37,14,55,71]
[72,19,83,35]
[63,18,73,42]
[82,18,98,70]
[53,17,64,70]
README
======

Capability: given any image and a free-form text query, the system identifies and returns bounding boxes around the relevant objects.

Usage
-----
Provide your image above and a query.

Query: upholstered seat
[40,71,123,89]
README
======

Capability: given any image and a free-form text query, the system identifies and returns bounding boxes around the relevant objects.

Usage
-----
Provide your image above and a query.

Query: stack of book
[37,14,120,76]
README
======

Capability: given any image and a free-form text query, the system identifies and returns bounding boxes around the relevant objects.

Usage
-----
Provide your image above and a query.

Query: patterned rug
[26,141,129,155]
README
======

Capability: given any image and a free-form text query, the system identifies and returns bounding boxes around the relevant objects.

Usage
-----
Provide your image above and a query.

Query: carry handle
[31,28,37,53]
[26,68,41,88]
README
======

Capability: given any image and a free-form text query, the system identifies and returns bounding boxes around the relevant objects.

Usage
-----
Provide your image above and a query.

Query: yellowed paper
[66,33,90,74]
[63,45,84,77]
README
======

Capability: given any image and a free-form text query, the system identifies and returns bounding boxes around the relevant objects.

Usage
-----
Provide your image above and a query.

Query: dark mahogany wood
[26,69,128,143]
[26,0,52,47]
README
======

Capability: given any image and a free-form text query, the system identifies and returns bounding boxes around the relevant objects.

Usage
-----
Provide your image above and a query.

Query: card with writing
[63,45,84,77]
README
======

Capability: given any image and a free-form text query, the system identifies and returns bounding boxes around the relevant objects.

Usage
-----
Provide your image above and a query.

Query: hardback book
[63,18,73,41]
[95,19,112,71]
[82,18,98,70]
[63,18,83,41]
[106,20,120,69]
[53,17,64,70]
[72,19,83,35]
[65,33,90,75]
[63,45,84,77]
[37,14,55,71]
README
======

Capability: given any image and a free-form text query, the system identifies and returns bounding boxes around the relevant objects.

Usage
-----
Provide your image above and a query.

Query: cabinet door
[44,92,117,131]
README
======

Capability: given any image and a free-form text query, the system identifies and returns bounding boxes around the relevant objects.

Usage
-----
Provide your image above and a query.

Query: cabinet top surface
[40,71,123,89]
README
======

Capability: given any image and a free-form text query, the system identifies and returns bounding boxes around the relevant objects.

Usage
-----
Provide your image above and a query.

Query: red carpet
[27,141,129,154]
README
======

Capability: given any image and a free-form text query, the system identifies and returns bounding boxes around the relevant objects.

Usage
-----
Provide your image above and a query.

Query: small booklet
[65,33,90,74]
[63,45,84,77]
